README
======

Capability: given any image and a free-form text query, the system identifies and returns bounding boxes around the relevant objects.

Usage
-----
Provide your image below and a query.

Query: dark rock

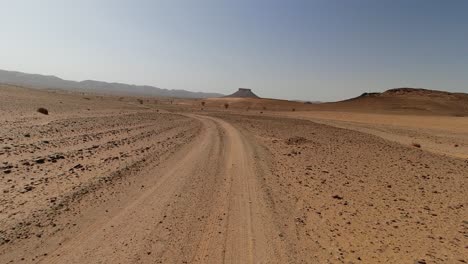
[332,195,344,200]
[35,158,45,164]
[37,108,49,115]
[22,186,34,192]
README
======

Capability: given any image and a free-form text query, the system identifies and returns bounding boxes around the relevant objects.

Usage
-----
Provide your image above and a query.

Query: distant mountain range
[0,69,223,98]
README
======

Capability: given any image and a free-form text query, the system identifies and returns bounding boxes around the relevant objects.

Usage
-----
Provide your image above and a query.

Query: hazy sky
[1,0,467,101]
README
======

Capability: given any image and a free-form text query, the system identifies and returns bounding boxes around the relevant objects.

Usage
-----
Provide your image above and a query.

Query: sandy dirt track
[40,115,285,263]
[1,113,288,263]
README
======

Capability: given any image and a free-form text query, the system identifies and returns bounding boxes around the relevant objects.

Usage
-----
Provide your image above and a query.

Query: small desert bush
[137,99,144,104]
[224,103,229,109]
[292,108,296,112]
[412,142,421,148]
[37,107,49,115]
[201,101,206,106]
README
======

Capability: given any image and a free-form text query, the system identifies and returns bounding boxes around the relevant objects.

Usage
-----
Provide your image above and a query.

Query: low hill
[0,69,223,98]
[324,87,468,116]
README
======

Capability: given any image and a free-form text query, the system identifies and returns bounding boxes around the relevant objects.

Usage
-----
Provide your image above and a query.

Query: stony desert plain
[0,84,467,264]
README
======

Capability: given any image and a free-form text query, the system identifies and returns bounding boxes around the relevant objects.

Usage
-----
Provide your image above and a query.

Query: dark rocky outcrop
[225,88,260,98]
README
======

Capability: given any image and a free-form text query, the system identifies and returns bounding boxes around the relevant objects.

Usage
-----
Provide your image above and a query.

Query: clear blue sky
[1,0,467,101]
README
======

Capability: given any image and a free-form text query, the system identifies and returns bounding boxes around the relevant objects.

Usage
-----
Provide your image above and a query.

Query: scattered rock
[20,186,34,193]
[286,136,307,145]
[37,107,49,115]
[35,158,46,164]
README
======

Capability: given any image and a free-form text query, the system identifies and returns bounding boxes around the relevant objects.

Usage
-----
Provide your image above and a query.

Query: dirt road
[1,115,287,264]
[1,85,466,263]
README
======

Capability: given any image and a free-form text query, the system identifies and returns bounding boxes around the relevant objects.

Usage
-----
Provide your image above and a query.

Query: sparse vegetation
[37,107,49,115]
[137,99,144,104]
[201,101,206,107]
[412,142,421,148]
[292,108,296,112]
[224,103,229,109]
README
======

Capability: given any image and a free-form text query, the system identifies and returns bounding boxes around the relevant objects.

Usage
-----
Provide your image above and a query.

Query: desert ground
[0,84,467,264]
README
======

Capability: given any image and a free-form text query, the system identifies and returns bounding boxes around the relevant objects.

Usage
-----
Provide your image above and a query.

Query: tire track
[1,114,287,263]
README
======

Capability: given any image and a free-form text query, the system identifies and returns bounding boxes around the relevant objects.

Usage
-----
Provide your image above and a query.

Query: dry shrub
[224,103,229,109]
[37,107,49,115]
[412,142,421,148]
[137,99,144,104]
[292,108,296,112]
[201,101,206,106]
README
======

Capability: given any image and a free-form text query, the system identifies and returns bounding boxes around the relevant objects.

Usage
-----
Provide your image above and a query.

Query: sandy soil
[0,86,467,263]
[274,111,468,159]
